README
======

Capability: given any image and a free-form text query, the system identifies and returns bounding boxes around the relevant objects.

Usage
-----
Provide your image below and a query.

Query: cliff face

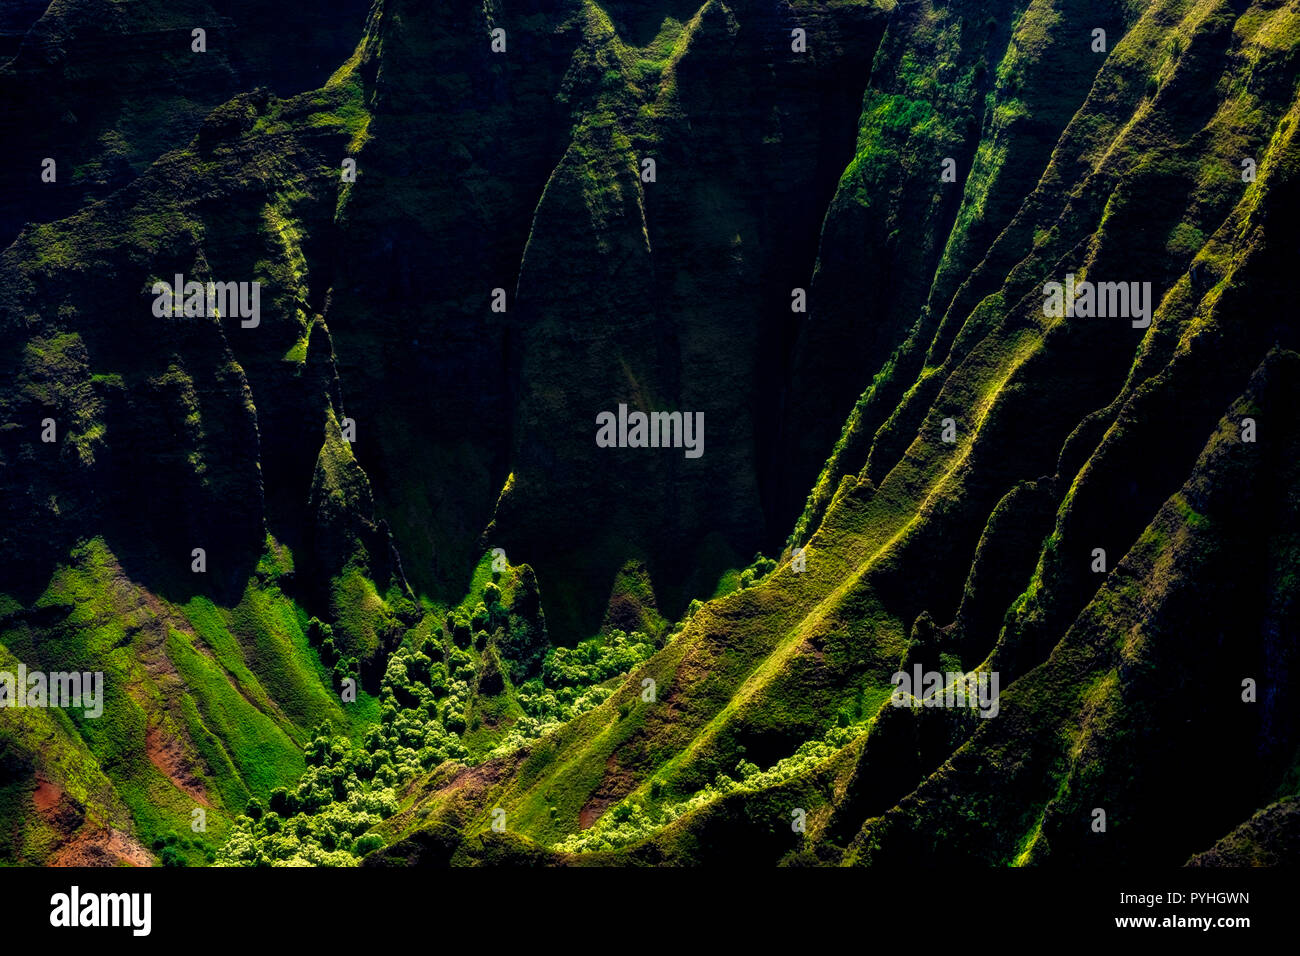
[321,0,889,639]
[489,0,889,636]
[2,0,1298,867]
[365,0,1300,866]
[0,63,389,862]
[0,0,371,249]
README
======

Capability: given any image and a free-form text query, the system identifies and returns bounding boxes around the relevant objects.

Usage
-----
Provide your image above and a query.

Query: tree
[269,787,294,815]
[478,646,506,695]
[451,614,472,648]
[160,846,187,867]
[354,834,384,856]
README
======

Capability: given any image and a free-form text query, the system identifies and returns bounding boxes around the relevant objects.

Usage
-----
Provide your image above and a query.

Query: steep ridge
[0,0,372,249]
[364,0,1300,865]
[309,0,893,637]
[490,0,889,638]
[0,56,384,864]
[1,0,1297,867]
[320,0,586,611]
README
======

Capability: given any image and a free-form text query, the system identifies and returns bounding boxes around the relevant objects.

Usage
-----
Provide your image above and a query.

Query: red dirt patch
[578,753,637,830]
[32,778,63,813]
[50,828,154,868]
[31,777,154,867]
[145,724,211,806]
[578,799,612,830]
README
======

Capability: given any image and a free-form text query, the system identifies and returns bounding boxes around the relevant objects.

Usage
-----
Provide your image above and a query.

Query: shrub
[354,834,384,856]
[452,615,472,648]
[471,602,489,633]
[478,648,506,695]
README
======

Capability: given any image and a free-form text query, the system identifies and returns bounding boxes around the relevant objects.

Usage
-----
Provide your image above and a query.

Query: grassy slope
[369,0,1300,866]
[0,55,385,864]
[0,536,367,864]
[2,0,1297,867]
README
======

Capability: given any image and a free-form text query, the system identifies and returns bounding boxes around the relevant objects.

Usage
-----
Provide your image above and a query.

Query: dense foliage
[217,566,657,865]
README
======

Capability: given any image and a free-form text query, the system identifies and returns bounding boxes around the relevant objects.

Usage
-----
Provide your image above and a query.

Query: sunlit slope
[0,65,387,864]
[368,0,1300,865]
[0,0,1296,867]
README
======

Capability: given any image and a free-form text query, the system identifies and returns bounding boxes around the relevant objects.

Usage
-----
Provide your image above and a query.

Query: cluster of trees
[306,617,359,693]
[152,829,212,866]
[216,564,661,865]
[554,722,865,855]
[541,629,655,688]
[377,639,472,762]
[737,552,778,591]
[216,723,401,866]
[436,571,550,687]
[489,630,656,757]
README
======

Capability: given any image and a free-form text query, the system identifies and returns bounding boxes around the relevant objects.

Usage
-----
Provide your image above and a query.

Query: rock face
[0,0,371,248]
[488,0,889,637]
[1,0,1299,867]
[321,0,888,638]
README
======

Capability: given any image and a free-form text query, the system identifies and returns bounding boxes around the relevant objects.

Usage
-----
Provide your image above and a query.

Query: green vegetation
[215,558,657,865]
[2,0,1298,870]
